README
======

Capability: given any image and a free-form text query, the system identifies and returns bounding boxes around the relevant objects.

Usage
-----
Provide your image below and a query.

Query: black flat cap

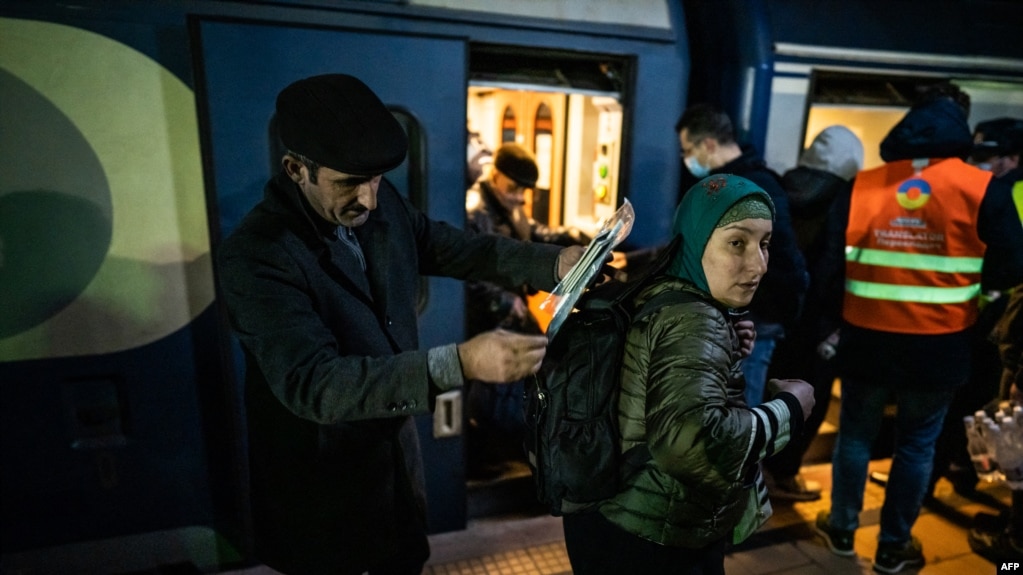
[493,143,539,188]
[276,74,407,175]
[972,117,1023,158]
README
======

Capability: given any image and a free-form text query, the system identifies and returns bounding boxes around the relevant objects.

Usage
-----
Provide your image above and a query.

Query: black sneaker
[873,537,924,573]
[814,511,855,557]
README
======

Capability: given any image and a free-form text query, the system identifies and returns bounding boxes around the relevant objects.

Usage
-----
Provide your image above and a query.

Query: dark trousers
[563,511,727,575]
[765,326,837,478]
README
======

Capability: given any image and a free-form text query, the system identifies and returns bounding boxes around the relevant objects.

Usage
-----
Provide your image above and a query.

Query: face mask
[685,155,711,178]
[976,162,992,172]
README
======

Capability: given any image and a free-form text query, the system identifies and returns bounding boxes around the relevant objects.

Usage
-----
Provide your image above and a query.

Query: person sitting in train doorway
[811,81,1015,573]
[218,74,587,575]
[675,104,812,499]
[464,142,590,480]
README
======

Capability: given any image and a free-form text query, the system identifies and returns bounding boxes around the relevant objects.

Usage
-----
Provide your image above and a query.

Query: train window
[532,103,553,223]
[501,106,517,143]
[388,108,429,315]
[467,44,630,237]
[388,108,427,212]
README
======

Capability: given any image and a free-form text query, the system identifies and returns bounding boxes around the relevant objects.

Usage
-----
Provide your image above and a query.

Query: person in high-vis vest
[809,83,1017,573]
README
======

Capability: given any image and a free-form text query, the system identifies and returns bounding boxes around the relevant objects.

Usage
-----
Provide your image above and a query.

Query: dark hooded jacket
[814,97,1009,389]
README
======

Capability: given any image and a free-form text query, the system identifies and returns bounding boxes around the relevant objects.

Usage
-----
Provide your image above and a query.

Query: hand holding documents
[541,200,634,339]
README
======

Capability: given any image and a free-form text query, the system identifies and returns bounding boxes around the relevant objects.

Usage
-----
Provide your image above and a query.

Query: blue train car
[683,0,1023,176]
[2,0,1020,572]
[0,1,688,571]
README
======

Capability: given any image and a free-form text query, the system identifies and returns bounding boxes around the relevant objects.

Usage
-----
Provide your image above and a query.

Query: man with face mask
[674,105,809,486]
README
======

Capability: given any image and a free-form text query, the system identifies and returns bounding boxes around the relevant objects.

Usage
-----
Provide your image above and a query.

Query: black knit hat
[493,143,539,188]
[972,117,1023,159]
[276,74,407,175]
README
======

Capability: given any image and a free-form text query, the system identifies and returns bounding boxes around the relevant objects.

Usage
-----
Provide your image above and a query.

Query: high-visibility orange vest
[843,157,992,334]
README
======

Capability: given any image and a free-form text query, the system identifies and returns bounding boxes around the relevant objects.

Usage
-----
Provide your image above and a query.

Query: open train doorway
[466,48,628,239]
[802,71,1023,171]
[463,45,630,517]
[767,69,1023,173]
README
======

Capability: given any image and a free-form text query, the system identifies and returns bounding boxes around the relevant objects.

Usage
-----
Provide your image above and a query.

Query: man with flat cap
[218,74,584,574]
[463,143,591,480]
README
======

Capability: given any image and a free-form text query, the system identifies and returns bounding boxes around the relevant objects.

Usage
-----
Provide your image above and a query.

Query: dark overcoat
[218,172,562,574]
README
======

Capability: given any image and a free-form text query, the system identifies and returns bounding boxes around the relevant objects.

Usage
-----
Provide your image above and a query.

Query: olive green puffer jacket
[599,276,800,548]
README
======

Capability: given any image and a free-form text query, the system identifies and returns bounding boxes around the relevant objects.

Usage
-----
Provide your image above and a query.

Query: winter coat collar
[262,171,393,310]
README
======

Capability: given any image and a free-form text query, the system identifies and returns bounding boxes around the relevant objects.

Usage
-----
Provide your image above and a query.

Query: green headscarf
[666,174,775,294]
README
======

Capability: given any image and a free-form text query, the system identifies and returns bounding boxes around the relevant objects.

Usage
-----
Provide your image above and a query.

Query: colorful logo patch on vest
[896,178,931,210]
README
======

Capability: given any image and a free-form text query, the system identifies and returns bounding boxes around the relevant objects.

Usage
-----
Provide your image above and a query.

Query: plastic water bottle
[964,415,997,482]
[997,417,1023,489]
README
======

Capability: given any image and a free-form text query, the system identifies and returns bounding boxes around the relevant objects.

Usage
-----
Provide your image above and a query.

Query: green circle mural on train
[0,17,212,361]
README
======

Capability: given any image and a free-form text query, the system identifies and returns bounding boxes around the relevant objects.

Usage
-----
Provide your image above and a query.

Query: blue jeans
[829,378,955,543]
[741,322,785,406]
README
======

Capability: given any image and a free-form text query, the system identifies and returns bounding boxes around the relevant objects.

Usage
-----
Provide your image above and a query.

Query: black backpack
[524,239,694,515]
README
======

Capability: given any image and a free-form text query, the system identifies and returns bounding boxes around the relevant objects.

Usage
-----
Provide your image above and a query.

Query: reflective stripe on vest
[845,246,983,274]
[842,158,990,334]
[845,278,981,304]
[1013,180,1023,229]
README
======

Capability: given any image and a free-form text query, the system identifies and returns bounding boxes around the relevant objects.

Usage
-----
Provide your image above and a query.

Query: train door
[462,47,627,514]
[194,19,470,533]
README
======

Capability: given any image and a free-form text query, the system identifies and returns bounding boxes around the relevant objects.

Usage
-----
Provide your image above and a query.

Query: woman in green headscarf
[563,174,815,574]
